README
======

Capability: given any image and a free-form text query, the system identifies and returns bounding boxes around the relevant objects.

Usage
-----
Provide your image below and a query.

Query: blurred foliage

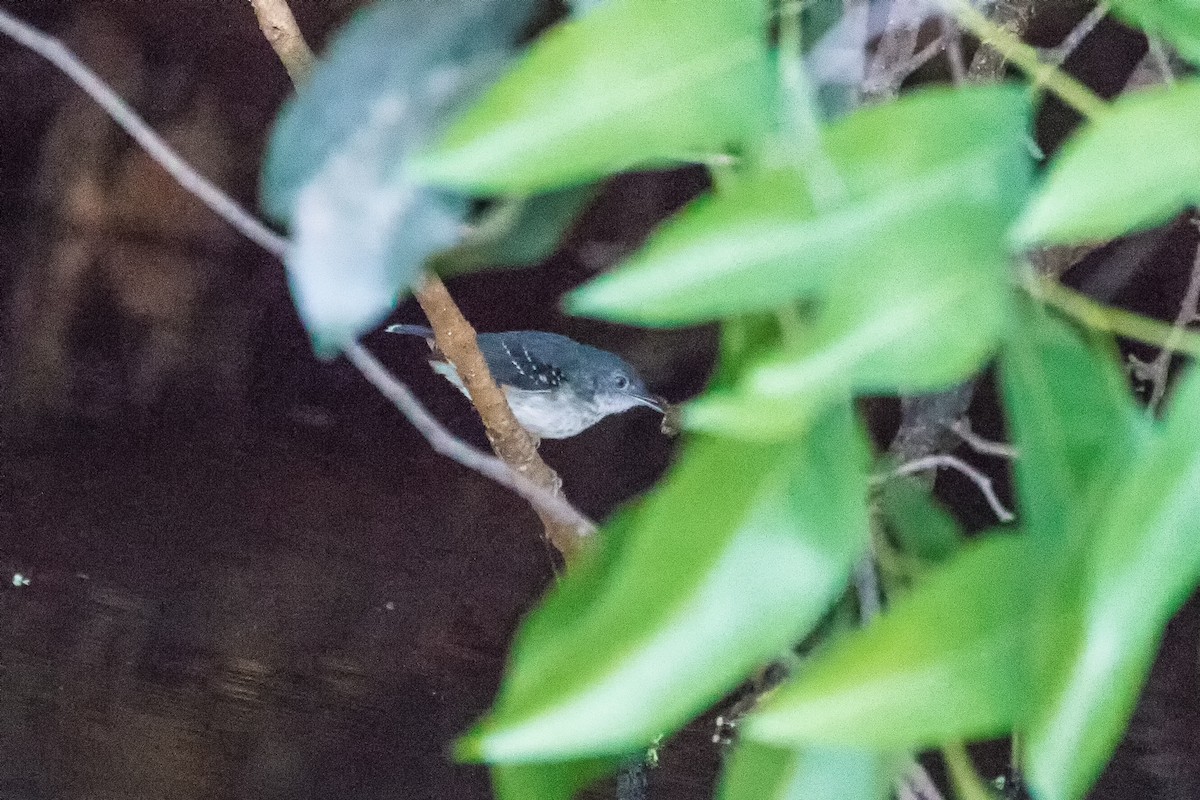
[262,0,1200,798]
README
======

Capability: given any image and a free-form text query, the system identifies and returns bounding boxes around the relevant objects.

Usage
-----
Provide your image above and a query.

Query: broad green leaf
[433,186,598,276]
[879,477,964,564]
[412,0,772,193]
[459,402,869,762]
[745,536,1034,749]
[999,303,1146,547]
[718,742,893,800]
[261,0,534,356]
[1014,81,1200,246]
[1111,0,1200,66]
[1026,366,1200,800]
[569,85,1031,325]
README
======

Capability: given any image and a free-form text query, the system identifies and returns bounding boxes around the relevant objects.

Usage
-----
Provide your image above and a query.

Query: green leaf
[459,402,869,762]
[1111,0,1200,66]
[412,0,773,193]
[492,758,617,800]
[718,741,893,800]
[1026,366,1200,800]
[568,85,1031,325]
[999,302,1147,547]
[1014,81,1200,246]
[432,186,598,276]
[261,0,534,356]
[879,477,964,564]
[745,535,1034,749]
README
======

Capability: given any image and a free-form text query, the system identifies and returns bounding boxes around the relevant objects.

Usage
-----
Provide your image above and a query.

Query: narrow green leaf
[1026,366,1200,800]
[460,402,869,762]
[1015,81,1200,246]
[261,0,534,356]
[718,741,893,800]
[568,85,1031,325]
[745,536,1034,749]
[412,0,772,193]
[1111,0,1200,66]
[999,302,1146,547]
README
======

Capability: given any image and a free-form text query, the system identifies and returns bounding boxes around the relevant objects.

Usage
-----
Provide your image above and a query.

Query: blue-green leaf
[459,402,869,762]
[261,0,534,356]
[412,0,772,193]
[1014,81,1200,246]
[718,742,893,800]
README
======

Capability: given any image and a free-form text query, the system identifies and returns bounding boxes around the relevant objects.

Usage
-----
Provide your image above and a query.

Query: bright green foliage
[264,1,1200,798]
[571,86,1030,437]
[260,0,535,356]
[717,742,893,800]
[1015,81,1200,246]
[1026,366,1200,800]
[411,0,772,193]
[745,535,1035,749]
[1110,0,1200,66]
[459,403,869,762]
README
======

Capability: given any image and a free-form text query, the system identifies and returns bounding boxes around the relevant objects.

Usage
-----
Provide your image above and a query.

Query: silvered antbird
[385,324,664,439]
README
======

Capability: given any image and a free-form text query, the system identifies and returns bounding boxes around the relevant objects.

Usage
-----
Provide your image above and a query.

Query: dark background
[0,1,1195,798]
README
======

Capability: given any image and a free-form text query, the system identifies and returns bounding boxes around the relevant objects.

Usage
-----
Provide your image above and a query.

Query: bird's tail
[385,324,434,338]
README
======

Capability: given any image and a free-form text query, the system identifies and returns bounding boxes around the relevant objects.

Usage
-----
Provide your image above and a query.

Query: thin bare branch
[951,419,1018,460]
[1131,224,1200,413]
[344,342,597,536]
[1041,3,1109,68]
[0,7,290,260]
[248,0,317,84]
[941,15,967,84]
[862,0,923,102]
[890,454,1015,524]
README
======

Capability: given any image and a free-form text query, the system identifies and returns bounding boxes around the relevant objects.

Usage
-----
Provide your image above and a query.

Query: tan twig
[246,0,593,564]
[248,0,317,84]
[862,0,922,102]
[1041,4,1108,68]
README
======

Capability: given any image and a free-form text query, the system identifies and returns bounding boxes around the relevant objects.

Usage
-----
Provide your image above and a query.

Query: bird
[385,324,665,440]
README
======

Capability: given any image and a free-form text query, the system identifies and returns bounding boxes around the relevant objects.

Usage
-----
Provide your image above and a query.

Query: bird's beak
[633,393,666,413]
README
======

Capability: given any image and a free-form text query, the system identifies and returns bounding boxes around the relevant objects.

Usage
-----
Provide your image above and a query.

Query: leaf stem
[1033,278,1200,357]
[946,0,1109,120]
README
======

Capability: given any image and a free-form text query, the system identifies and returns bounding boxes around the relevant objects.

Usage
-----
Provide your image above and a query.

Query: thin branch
[947,0,1109,120]
[1130,225,1200,413]
[0,7,290,260]
[951,419,1018,460]
[942,15,967,85]
[345,343,597,535]
[862,0,923,102]
[413,274,594,562]
[889,454,1015,524]
[1041,4,1109,68]
[248,0,317,83]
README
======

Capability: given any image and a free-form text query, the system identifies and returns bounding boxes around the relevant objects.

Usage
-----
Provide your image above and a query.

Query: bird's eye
[615,375,629,390]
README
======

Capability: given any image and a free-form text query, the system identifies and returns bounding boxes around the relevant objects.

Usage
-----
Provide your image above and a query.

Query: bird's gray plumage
[385,323,662,439]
